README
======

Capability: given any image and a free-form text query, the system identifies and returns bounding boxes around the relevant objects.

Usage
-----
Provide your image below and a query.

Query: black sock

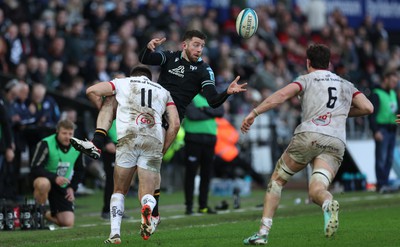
[152,189,160,217]
[92,128,107,149]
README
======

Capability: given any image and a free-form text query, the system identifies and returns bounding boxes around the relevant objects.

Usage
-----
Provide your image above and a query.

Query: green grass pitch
[1,188,400,247]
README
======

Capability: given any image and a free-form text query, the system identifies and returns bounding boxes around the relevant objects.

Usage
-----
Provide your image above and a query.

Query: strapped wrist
[253,108,260,117]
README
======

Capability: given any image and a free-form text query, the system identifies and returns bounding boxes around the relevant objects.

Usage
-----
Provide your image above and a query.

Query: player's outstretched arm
[204,76,247,109]
[241,110,257,134]
[139,38,167,65]
[147,37,166,51]
[86,82,115,109]
[241,83,299,133]
[86,82,116,132]
[227,76,247,95]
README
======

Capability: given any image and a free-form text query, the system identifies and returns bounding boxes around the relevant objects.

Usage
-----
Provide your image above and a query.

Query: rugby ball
[236,8,258,39]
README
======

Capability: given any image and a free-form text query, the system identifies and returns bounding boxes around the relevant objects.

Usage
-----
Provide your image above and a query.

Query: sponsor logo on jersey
[175,58,179,62]
[136,112,155,128]
[169,65,185,78]
[190,65,197,71]
[312,112,332,126]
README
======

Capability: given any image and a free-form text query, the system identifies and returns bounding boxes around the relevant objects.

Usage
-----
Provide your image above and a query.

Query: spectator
[88,55,110,83]
[303,0,327,35]
[2,79,20,123]
[45,60,63,90]
[23,83,60,160]
[84,1,108,32]
[119,51,139,76]
[11,82,35,146]
[0,8,12,35]
[4,23,22,72]
[54,8,69,36]
[44,23,58,45]
[26,56,43,84]
[106,35,123,74]
[45,36,67,65]
[1,0,28,24]
[29,83,60,128]
[0,93,15,200]
[37,58,49,82]
[61,76,86,100]
[0,36,10,73]
[105,0,129,32]
[14,61,29,83]
[18,21,34,59]
[374,39,391,74]
[9,82,34,197]
[65,0,84,25]
[65,21,87,67]
[0,79,20,199]
[59,60,81,91]
[31,20,49,58]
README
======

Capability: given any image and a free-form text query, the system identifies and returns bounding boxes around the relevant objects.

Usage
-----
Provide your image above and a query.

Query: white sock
[322,200,331,212]
[259,217,273,235]
[141,194,156,211]
[110,193,125,237]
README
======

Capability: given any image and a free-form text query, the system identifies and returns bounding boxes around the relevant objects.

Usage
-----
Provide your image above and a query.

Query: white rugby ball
[236,8,258,39]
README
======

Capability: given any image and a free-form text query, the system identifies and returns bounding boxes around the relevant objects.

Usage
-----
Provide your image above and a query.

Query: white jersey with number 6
[293,70,360,144]
[110,75,174,143]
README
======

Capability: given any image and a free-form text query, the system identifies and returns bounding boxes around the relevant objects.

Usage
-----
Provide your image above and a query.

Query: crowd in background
[0,0,399,201]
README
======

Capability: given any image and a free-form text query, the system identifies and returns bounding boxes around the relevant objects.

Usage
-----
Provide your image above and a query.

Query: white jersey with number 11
[110,75,174,143]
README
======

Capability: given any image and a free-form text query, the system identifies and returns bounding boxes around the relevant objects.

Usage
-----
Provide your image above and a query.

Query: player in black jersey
[70,30,247,235]
[138,30,245,120]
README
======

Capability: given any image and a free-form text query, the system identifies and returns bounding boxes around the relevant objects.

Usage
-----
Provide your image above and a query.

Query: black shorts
[48,183,74,216]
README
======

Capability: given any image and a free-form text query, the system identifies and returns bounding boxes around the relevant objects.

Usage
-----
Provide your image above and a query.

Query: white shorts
[286,132,345,171]
[115,134,163,173]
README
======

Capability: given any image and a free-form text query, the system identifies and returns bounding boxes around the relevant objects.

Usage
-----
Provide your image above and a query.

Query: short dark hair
[306,44,330,69]
[56,119,76,131]
[383,69,398,79]
[182,30,207,42]
[130,66,152,80]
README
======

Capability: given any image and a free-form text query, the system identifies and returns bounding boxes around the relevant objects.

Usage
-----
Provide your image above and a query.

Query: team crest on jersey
[169,65,185,78]
[312,112,332,126]
[136,113,155,128]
